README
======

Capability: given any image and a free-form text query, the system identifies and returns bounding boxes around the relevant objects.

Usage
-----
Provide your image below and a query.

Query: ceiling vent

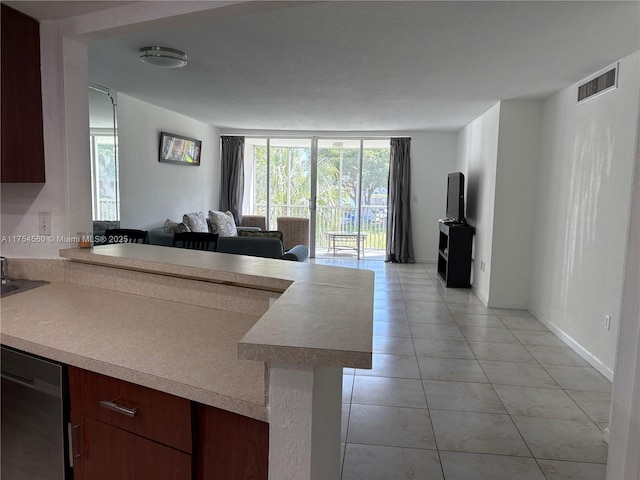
[578,64,618,103]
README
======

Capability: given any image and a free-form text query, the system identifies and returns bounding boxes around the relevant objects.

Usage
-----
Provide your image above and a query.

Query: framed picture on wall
[159,131,201,166]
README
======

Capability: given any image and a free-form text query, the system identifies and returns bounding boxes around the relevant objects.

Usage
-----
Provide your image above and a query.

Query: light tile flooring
[312,257,611,480]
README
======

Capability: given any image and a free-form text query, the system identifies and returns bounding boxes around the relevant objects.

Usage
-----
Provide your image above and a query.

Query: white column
[268,364,342,480]
[606,110,640,480]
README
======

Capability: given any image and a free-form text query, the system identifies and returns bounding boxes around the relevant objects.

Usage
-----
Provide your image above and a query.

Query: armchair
[240,215,267,231]
[277,217,310,252]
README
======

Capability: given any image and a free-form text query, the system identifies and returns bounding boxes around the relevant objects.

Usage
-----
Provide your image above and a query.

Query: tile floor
[312,257,612,480]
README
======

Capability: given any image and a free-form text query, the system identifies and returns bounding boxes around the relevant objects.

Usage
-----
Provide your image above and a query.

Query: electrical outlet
[480,261,486,272]
[38,211,52,236]
[604,314,611,331]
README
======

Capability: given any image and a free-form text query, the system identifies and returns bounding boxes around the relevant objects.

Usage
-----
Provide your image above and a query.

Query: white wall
[529,51,640,376]
[490,100,542,308]
[117,94,220,230]
[456,103,501,305]
[410,131,458,263]
[0,27,91,259]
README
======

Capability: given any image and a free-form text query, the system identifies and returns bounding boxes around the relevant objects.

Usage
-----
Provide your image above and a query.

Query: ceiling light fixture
[139,46,187,68]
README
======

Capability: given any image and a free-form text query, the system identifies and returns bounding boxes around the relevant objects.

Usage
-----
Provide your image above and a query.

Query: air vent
[578,64,618,103]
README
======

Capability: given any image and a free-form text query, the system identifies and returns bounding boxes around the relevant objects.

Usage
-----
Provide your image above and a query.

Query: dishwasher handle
[1,370,62,397]
[1,371,35,389]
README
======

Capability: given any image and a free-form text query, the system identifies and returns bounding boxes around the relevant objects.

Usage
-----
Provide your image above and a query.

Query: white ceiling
[7,1,640,131]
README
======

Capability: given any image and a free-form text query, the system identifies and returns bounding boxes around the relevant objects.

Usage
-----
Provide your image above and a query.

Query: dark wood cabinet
[70,413,192,480]
[1,4,46,183]
[197,403,269,480]
[437,221,474,288]
[69,367,192,453]
[69,367,192,480]
[69,366,270,480]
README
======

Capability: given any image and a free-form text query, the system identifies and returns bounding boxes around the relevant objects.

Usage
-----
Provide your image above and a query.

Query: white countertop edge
[59,246,292,292]
[59,246,375,369]
[238,343,372,369]
[1,335,269,422]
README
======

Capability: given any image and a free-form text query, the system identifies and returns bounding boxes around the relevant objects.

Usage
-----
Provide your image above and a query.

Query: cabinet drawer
[69,367,192,453]
[71,413,191,480]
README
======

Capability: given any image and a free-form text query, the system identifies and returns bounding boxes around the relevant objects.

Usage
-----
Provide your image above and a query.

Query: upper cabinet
[1,4,45,183]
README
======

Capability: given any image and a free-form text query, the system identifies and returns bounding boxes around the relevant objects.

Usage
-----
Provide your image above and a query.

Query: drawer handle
[70,423,82,464]
[99,399,138,418]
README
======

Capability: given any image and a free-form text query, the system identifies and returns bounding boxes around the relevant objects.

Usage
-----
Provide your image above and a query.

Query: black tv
[446,172,465,223]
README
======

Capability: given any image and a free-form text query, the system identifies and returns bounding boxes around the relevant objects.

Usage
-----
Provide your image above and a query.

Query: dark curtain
[220,136,245,224]
[386,137,415,263]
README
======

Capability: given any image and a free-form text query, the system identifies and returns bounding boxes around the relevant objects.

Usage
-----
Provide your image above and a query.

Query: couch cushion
[208,210,238,237]
[183,212,208,233]
[238,230,283,242]
[216,236,283,259]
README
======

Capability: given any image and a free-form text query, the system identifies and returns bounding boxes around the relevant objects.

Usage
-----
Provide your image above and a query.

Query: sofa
[217,236,308,261]
[129,211,308,261]
[148,225,260,248]
[147,227,308,262]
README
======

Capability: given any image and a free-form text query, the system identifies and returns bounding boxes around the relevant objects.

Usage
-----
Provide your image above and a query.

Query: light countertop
[1,244,374,421]
[1,282,269,420]
[59,245,374,368]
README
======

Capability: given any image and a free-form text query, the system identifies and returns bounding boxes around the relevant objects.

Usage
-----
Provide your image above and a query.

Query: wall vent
[578,64,618,103]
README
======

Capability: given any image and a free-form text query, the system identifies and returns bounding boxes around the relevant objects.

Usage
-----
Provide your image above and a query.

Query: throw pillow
[208,210,238,237]
[163,219,191,234]
[183,212,208,233]
[238,230,284,243]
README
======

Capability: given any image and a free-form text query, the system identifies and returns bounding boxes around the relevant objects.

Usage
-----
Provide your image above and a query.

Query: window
[90,132,119,221]
[89,85,119,221]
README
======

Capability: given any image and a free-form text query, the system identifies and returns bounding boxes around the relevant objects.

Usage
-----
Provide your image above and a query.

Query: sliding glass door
[268,139,311,227]
[315,139,389,259]
[244,138,311,229]
[316,139,363,257]
[243,137,389,259]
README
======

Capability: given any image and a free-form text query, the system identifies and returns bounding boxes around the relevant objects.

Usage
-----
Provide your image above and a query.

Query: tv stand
[437,221,474,288]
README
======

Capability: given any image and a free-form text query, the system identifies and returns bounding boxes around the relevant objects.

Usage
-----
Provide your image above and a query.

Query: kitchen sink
[1,279,49,298]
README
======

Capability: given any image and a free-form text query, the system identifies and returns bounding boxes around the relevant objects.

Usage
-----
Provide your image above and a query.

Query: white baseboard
[415,257,436,264]
[487,301,530,310]
[528,306,614,382]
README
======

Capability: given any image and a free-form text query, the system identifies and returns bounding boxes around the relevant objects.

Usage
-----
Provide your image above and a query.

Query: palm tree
[248,141,389,251]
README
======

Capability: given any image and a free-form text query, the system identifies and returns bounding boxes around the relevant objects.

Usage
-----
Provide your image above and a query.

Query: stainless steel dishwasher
[1,346,71,480]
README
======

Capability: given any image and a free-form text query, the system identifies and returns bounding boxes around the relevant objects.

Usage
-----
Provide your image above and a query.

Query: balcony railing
[252,204,388,254]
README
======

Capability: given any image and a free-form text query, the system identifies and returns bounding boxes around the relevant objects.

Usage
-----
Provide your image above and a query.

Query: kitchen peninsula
[0,244,374,480]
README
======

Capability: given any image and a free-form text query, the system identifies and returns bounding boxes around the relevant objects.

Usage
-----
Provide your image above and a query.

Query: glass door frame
[309,137,318,257]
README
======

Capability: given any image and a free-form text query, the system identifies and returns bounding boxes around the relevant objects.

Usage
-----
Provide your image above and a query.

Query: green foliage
[249,142,390,248]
